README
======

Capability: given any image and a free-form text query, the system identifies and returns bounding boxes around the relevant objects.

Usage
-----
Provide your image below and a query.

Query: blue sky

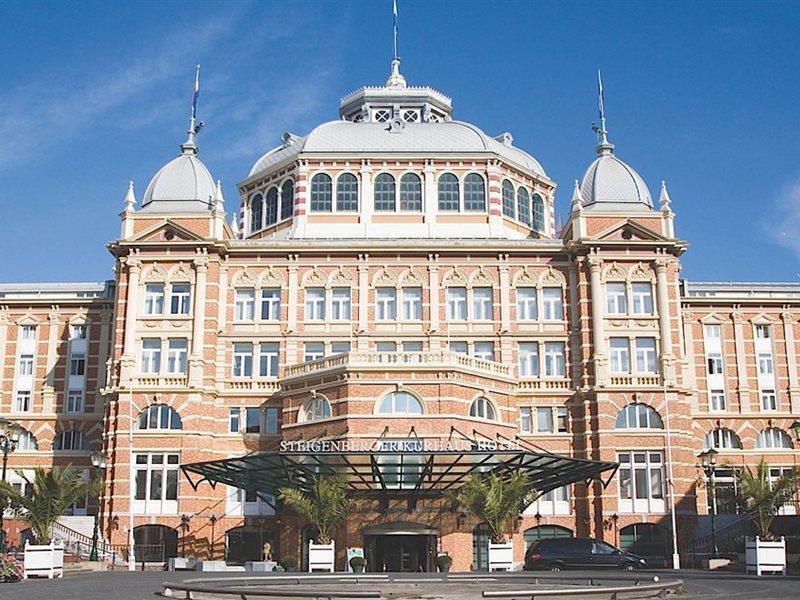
[0,0,798,283]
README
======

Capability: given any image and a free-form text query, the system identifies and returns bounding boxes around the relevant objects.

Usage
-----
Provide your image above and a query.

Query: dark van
[524,537,646,571]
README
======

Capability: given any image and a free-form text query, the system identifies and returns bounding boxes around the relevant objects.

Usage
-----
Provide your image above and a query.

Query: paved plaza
[1,570,799,600]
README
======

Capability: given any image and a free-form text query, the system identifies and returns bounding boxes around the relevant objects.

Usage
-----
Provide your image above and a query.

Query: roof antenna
[386,0,406,88]
[181,65,203,154]
[591,70,614,156]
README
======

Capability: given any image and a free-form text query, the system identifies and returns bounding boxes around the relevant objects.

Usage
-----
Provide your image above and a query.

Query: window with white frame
[401,287,422,320]
[234,288,255,322]
[137,404,182,430]
[18,354,33,376]
[541,288,563,320]
[631,282,654,315]
[543,342,565,377]
[520,406,568,434]
[304,342,325,362]
[20,325,36,341]
[166,339,188,374]
[140,339,162,374]
[704,428,742,449]
[305,288,326,321]
[377,391,424,415]
[707,352,723,375]
[756,428,793,449]
[516,287,537,321]
[635,338,657,373]
[376,341,397,352]
[469,397,497,421]
[709,389,726,412]
[245,407,261,433]
[463,173,486,212]
[54,430,90,451]
[518,342,540,377]
[609,338,631,373]
[66,390,84,413]
[606,283,627,315]
[70,324,87,340]
[438,173,460,211]
[232,343,253,378]
[376,288,397,320]
[472,288,493,321]
[133,452,179,514]
[704,324,721,339]
[402,341,422,352]
[449,341,468,355]
[229,408,240,433]
[14,391,31,413]
[169,283,191,316]
[332,342,351,354]
[473,341,494,361]
[143,284,165,316]
[69,350,86,376]
[265,407,279,434]
[300,396,331,422]
[260,289,281,321]
[331,287,351,321]
[528,485,570,515]
[761,389,778,411]
[758,353,774,375]
[259,343,279,378]
[227,486,274,517]
[446,287,467,321]
[16,430,37,450]
[614,403,663,429]
[755,324,771,340]
[618,451,665,513]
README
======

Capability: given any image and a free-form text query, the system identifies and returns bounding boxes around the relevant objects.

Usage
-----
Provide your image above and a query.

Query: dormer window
[402,109,419,123]
[373,109,391,123]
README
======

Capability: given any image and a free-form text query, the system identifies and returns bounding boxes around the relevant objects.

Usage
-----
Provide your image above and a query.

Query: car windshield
[592,541,617,554]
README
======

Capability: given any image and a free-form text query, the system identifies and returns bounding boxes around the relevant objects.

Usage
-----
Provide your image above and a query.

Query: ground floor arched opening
[226,525,273,563]
[523,525,573,550]
[363,522,437,573]
[619,522,670,566]
[134,524,178,563]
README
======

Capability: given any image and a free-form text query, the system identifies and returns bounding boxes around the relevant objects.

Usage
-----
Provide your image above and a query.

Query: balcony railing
[224,380,281,392]
[132,375,189,387]
[608,374,661,387]
[284,350,514,379]
[518,378,572,391]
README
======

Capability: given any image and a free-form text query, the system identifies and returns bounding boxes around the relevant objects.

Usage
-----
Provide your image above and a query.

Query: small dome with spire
[141,149,215,212]
[579,148,653,210]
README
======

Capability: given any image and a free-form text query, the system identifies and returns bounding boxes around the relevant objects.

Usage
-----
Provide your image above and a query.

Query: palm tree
[735,459,800,540]
[0,466,101,544]
[449,471,535,543]
[278,476,350,544]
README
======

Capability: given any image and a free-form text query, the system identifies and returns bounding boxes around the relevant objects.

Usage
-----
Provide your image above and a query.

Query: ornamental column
[782,311,800,413]
[428,254,440,335]
[120,256,142,384]
[287,256,299,333]
[587,255,607,385]
[681,312,697,406]
[731,310,751,413]
[568,259,583,385]
[188,254,208,386]
[43,309,60,412]
[655,257,676,384]
[498,255,511,332]
[357,257,369,341]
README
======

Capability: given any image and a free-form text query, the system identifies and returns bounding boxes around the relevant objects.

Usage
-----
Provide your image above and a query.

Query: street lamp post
[89,451,109,561]
[0,417,24,553]
[699,448,719,559]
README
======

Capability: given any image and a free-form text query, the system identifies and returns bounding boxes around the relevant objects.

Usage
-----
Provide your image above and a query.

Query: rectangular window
[631,282,654,315]
[133,453,180,509]
[331,287,351,321]
[609,338,630,374]
[635,338,657,373]
[234,288,255,322]
[376,341,397,352]
[449,341,468,355]
[472,287,493,321]
[305,288,326,321]
[606,283,628,315]
[20,325,37,341]
[755,324,771,339]
[761,390,777,411]
[140,339,162,374]
[245,407,261,434]
[473,342,494,361]
[446,287,467,321]
[707,353,724,375]
[69,351,86,376]
[233,343,253,378]
[518,342,540,377]
[402,341,423,352]
[520,407,532,433]
[143,284,165,316]
[543,342,565,377]
[166,339,188,374]
[304,342,325,362]
[376,288,397,321]
[709,390,726,412]
[704,324,721,339]
[618,451,665,511]
[14,391,31,413]
[401,287,422,320]
[260,288,281,321]
[169,283,191,315]
[557,406,569,432]
[265,407,279,435]
[758,353,774,375]
[66,390,84,413]
[229,408,240,433]
[70,324,87,340]
[516,287,537,321]
[531,406,569,434]
[541,288,564,320]
[259,343,279,378]
[331,342,351,355]
[18,354,34,376]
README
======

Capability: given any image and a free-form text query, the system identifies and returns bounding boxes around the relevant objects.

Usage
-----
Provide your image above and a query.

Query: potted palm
[0,467,99,579]
[449,472,535,572]
[734,459,800,575]
[279,476,350,572]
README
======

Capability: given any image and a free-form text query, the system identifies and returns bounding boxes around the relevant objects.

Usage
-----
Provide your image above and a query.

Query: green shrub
[349,555,366,568]
[279,556,298,571]
[436,554,453,567]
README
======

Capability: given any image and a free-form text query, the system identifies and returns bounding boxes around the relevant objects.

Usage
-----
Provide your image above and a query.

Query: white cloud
[771,175,800,259]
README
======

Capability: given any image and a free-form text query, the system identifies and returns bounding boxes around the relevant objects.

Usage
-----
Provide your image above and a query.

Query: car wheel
[549,563,564,572]
[621,562,636,572]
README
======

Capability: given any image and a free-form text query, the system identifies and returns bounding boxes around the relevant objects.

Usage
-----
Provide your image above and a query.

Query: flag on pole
[191,65,200,121]
[393,0,398,60]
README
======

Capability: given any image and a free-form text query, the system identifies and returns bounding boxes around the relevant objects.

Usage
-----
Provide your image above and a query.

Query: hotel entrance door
[364,533,437,572]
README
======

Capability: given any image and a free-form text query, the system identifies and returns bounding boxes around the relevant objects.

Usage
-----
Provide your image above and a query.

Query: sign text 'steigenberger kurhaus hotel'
[2,56,799,572]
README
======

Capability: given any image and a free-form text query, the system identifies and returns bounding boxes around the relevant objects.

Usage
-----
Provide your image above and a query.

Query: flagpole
[392,0,398,61]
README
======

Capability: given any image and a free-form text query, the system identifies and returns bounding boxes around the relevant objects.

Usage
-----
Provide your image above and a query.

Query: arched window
[280,179,294,220]
[469,397,497,421]
[524,525,573,549]
[531,194,545,232]
[502,180,515,218]
[250,193,263,233]
[17,429,38,450]
[374,173,396,211]
[400,173,422,211]
[438,173,460,211]
[54,430,90,451]
[614,403,663,429]
[299,396,332,422]
[265,187,278,227]
[336,173,359,212]
[310,174,332,212]
[756,428,794,449]
[704,428,742,449]
[517,187,530,225]
[377,391,423,415]
[463,173,486,212]
[137,404,183,430]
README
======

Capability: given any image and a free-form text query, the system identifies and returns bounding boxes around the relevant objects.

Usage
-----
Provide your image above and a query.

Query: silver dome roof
[580,148,653,209]
[141,151,215,213]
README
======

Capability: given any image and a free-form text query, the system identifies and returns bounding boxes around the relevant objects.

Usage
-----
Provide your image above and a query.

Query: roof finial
[659,180,672,210]
[571,179,584,213]
[181,65,203,155]
[213,179,225,213]
[229,215,240,237]
[124,180,136,212]
[385,0,407,88]
[591,70,614,156]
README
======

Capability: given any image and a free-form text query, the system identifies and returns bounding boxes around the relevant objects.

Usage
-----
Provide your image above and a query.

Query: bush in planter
[279,556,298,572]
[436,554,453,572]
[278,476,350,544]
[0,555,23,583]
[349,555,367,572]
[734,459,800,540]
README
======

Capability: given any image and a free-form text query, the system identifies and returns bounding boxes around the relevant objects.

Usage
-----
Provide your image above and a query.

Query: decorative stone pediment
[398,268,425,287]
[512,267,537,287]
[372,267,397,287]
[602,262,628,282]
[441,268,468,287]
[699,313,725,325]
[141,263,168,283]
[469,267,495,287]
[751,313,778,325]
[260,266,285,287]
[15,313,40,326]
[131,219,206,243]
[538,266,566,287]
[302,267,327,287]
[231,268,258,288]
[168,262,195,284]
[629,262,655,282]
[328,267,354,287]
[594,218,669,242]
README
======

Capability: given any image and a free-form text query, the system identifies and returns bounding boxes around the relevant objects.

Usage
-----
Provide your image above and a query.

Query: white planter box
[24,540,64,579]
[195,560,228,572]
[488,541,514,572]
[309,540,335,572]
[167,557,196,571]
[746,536,786,576]
[245,561,277,572]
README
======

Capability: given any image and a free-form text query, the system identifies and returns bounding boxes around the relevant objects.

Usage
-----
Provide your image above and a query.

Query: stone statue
[262,541,273,562]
